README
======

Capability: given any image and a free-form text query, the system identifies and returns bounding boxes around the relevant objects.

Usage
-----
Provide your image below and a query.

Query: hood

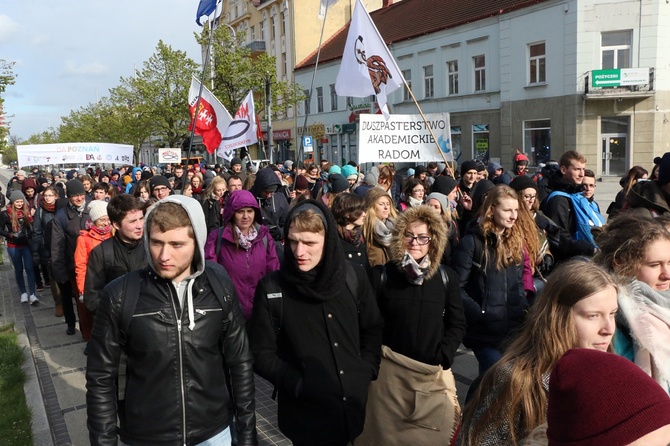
[390,205,447,279]
[21,178,37,194]
[627,180,670,214]
[131,167,142,181]
[222,190,261,226]
[143,195,208,331]
[548,172,583,194]
[250,167,281,197]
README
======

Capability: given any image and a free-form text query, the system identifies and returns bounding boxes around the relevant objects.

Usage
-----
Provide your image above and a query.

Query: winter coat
[367,236,391,267]
[0,208,32,248]
[74,228,113,295]
[204,190,280,320]
[84,235,147,313]
[339,236,371,273]
[86,195,257,446]
[625,179,670,217]
[50,202,91,283]
[32,205,58,262]
[202,197,223,235]
[451,226,528,350]
[249,265,383,445]
[539,174,595,261]
[375,205,466,368]
[250,168,289,241]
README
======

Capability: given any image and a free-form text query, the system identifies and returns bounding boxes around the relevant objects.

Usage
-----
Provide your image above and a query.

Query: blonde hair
[479,185,525,270]
[462,260,618,445]
[363,188,397,244]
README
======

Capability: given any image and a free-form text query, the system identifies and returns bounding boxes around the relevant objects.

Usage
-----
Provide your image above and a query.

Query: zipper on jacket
[195,308,222,315]
[132,310,165,319]
[167,283,188,446]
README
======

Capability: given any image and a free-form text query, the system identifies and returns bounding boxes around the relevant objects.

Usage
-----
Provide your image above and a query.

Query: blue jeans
[473,346,503,376]
[8,246,36,295]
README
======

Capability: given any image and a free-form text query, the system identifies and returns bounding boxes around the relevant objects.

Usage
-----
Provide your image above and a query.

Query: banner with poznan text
[358,113,453,163]
[17,143,134,167]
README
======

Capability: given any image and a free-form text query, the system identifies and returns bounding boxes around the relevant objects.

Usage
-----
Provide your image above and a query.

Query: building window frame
[473,55,486,92]
[402,69,412,101]
[601,30,632,69]
[303,89,310,116]
[528,42,546,85]
[316,87,324,113]
[330,84,338,111]
[423,65,434,98]
[447,60,459,95]
[523,119,551,166]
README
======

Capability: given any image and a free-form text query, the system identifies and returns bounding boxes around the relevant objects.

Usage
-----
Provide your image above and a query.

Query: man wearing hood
[249,199,383,446]
[125,167,143,194]
[86,195,257,446]
[249,167,289,247]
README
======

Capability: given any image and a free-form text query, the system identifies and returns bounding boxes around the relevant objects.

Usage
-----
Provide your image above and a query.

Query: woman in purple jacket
[204,189,280,321]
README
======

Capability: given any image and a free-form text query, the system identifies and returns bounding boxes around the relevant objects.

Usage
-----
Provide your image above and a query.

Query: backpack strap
[102,238,114,271]
[204,261,230,310]
[471,235,485,274]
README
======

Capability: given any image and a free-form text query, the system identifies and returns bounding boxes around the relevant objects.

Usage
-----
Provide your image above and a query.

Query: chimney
[383,0,393,7]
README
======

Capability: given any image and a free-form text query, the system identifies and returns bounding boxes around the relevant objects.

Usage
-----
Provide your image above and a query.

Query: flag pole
[297,3,331,169]
[185,1,219,192]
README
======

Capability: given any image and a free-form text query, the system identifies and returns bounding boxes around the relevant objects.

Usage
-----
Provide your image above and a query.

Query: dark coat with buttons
[339,237,371,276]
[249,264,383,445]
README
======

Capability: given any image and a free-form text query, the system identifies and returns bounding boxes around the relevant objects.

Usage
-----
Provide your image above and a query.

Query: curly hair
[594,213,670,278]
[478,185,525,270]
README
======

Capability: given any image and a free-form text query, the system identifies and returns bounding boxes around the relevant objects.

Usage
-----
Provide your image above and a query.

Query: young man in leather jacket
[86,195,257,446]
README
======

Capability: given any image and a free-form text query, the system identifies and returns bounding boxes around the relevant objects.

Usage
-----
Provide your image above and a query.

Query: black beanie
[329,173,350,194]
[460,160,478,174]
[509,175,538,192]
[431,176,458,195]
[231,157,243,167]
[149,175,171,192]
[658,152,670,186]
[141,170,154,180]
[66,179,85,197]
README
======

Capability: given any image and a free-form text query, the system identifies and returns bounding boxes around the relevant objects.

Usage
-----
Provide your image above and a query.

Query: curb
[18,330,54,446]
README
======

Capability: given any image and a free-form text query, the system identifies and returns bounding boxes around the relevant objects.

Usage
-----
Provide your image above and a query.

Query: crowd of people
[4,149,670,445]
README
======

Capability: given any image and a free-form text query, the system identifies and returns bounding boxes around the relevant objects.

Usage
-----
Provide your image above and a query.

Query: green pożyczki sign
[591,68,649,88]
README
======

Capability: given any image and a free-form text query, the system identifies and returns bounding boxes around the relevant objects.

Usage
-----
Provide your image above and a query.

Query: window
[529,42,546,84]
[346,97,354,109]
[317,87,324,112]
[474,55,486,92]
[281,12,286,36]
[402,69,412,101]
[281,53,287,76]
[330,84,338,111]
[251,25,256,41]
[601,30,632,69]
[524,120,551,166]
[423,65,434,98]
[447,60,459,95]
[451,126,462,162]
[271,18,276,40]
[261,20,265,40]
[303,89,310,115]
[472,124,489,161]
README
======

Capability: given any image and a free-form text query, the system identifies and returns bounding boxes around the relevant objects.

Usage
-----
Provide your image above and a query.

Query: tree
[0,59,16,153]
[110,40,199,149]
[200,27,304,123]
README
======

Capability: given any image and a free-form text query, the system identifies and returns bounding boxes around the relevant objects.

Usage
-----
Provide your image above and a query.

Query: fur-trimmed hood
[390,205,447,279]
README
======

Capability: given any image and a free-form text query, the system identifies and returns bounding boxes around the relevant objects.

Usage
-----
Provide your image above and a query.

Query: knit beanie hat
[284,160,294,170]
[9,190,26,203]
[66,169,77,180]
[328,165,342,175]
[363,171,378,186]
[294,174,309,190]
[230,157,243,167]
[475,160,486,172]
[141,170,153,180]
[509,174,538,192]
[431,175,458,196]
[547,349,670,446]
[658,152,670,186]
[341,164,358,180]
[66,179,86,197]
[87,200,108,223]
[149,175,172,192]
[460,160,478,174]
[415,165,427,175]
[329,173,350,194]
[16,169,26,177]
[426,192,448,212]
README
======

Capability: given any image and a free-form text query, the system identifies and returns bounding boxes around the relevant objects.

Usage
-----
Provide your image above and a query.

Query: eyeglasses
[412,188,424,193]
[153,187,168,192]
[523,194,537,201]
[403,235,432,245]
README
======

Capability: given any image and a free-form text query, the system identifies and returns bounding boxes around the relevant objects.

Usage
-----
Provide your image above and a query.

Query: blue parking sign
[303,135,314,153]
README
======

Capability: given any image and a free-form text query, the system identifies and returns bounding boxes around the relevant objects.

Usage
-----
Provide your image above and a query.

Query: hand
[289,190,296,199]
[461,194,473,210]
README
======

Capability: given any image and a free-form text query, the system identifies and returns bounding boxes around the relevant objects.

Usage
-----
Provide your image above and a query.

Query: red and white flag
[335,0,404,119]
[188,77,232,155]
[217,90,258,161]
[319,0,339,19]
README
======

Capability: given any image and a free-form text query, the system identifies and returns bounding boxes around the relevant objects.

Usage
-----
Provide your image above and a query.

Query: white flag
[335,0,404,119]
[217,90,258,161]
[188,77,233,155]
[319,0,339,19]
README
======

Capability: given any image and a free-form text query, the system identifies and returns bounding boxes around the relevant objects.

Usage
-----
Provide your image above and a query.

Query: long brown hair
[462,260,618,445]
[362,188,397,244]
[478,185,525,270]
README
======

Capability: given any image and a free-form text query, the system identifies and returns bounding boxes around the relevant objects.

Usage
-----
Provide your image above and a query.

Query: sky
[1,0,205,141]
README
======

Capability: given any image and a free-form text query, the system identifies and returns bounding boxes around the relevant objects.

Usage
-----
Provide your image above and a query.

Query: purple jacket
[204,190,280,319]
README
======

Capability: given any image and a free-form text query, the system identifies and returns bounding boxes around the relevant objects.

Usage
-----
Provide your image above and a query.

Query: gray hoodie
[143,194,207,331]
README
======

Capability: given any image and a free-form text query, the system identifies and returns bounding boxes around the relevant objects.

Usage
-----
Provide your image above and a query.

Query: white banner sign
[158,148,182,164]
[358,113,453,163]
[17,142,134,167]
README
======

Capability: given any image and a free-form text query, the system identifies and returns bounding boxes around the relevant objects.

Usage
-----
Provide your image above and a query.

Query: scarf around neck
[235,224,259,250]
[400,252,431,285]
[338,225,363,247]
[374,218,394,247]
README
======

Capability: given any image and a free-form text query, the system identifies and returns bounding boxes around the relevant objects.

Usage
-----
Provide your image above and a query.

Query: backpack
[547,191,605,245]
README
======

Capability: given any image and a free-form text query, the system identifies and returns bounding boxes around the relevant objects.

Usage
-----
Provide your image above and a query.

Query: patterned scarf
[338,225,364,248]
[374,218,395,247]
[235,224,258,250]
[400,251,431,285]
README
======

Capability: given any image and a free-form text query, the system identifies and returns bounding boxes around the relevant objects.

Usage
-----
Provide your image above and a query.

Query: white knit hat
[87,200,108,223]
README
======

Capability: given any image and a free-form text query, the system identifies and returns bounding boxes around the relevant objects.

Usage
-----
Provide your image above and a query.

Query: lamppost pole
[266,73,272,164]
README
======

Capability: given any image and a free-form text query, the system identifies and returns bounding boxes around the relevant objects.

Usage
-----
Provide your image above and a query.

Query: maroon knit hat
[547,349,670,446]
[294,174,309,191]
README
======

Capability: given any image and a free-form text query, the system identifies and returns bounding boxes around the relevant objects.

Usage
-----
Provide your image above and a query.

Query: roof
[296,0,549,70]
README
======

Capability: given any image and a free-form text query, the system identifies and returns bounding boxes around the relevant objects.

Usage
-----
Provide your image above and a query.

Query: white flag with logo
[319,0,339,19]
[217,90,258,161]
[335,0,404,119]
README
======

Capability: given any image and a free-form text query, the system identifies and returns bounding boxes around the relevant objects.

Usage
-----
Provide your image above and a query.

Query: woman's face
[403,221,431,261]
[520,188,537,211]
[94,216,110,229]
[43,190,57,205]
[139,187,150,201]
[352,211,366,227]
[447,187,458,202]
[636,239,670,291]
[572,285,618,352]
[491,197,518,230]
[191,177,201,188]
[234,207,255,232]
[427,198,443,216]
[213,183,226,199]
[83,180,92,192]
[13,199,24,209]
[410,184,425,201]
[375,196,391,220]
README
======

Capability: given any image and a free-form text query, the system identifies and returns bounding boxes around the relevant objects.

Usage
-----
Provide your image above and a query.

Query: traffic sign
[591,68,649,88]
[303,135,314,153]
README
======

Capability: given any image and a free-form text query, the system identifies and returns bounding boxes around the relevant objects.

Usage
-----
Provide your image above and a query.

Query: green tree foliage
[110,40,198,149]
[0,59,16,154]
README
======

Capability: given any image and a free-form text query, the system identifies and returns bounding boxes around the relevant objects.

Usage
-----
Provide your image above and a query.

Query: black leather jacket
[85,265,257,446]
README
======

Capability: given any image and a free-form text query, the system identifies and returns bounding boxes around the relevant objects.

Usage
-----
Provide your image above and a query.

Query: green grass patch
[0,324,32,446]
